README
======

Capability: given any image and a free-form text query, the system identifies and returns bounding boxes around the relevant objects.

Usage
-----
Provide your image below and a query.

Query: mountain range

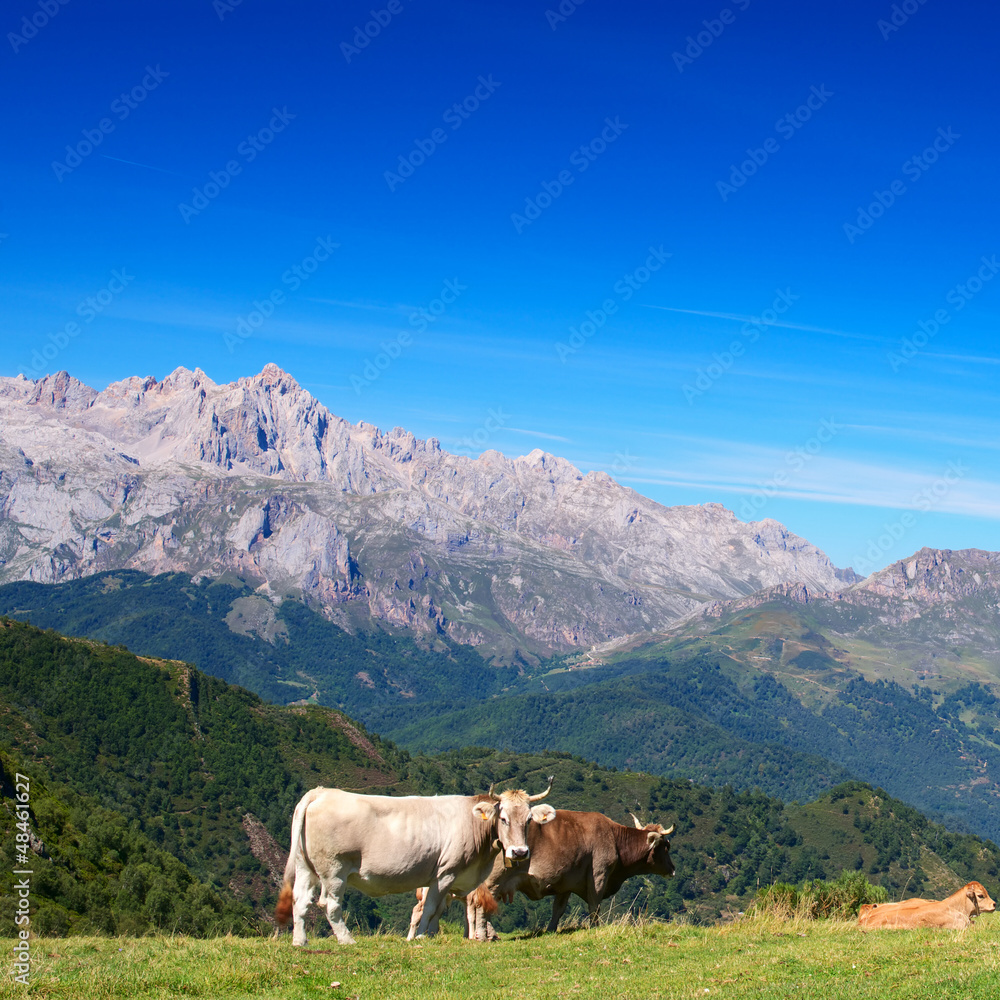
[3,365,1000,843]
[0,364,856,659]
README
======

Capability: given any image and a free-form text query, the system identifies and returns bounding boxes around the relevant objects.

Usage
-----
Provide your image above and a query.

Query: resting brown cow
[468,810,675,938]
[858,881,996,930]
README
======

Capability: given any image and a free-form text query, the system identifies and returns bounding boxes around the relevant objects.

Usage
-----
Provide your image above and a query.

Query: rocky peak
[245,362,300,393]
[851,548,999,602]
[27,371,97,412]
[515,449,585,483]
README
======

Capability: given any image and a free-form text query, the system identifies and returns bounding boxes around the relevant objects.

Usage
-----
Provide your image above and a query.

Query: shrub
[750,870,887,920]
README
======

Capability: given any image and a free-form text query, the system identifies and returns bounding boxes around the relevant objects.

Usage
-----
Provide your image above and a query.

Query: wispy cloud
[924,352,1000,365]
[307,297,413,314]
[642,304,881,342]
[99,154,188,179]
[619,446,1000,519]
[506,427,572,442]
[845,422,1000,451]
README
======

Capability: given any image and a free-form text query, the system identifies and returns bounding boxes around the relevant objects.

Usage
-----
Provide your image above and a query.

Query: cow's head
[631,814,676,876]
[966,881,996,915]
[473,777,555,863]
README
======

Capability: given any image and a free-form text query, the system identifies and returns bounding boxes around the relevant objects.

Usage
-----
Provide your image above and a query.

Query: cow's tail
[275,788,322,927]
[471,885,499,916]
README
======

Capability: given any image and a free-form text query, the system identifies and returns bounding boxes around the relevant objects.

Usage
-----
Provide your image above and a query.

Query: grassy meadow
[3,915,999,999]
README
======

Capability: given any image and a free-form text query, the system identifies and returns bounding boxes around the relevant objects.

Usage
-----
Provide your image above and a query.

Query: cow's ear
[531,804,556,825]
[473,801,497,822]
[646,830,664,849]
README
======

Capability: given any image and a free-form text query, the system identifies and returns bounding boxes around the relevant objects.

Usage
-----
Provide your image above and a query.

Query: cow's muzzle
[505,845,530,867]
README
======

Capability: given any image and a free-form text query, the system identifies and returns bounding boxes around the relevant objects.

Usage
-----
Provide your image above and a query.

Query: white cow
[275,780,555,945]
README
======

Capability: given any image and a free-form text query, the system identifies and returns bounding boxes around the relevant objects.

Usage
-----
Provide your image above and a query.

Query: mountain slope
[6,563,1000,843]
[0,365,855,657]
[629,547,1000,708]
[0,570,518,714]
[516,547,1000,840]
[373,643,1000,843]
[3,618,998,931]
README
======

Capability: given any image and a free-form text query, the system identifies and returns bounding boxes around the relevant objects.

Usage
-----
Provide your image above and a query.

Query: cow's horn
[663,823,675,837]
[487,783,498,800]
[528,775,554,802]
[630,813,644,829]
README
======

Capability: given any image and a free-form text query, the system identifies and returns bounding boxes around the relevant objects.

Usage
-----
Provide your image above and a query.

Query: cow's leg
[409,882,443,939]
[291,864,317,947]
[321,875,355,945]
[409,890,426,940]
[548,892,572,933]
[413,880,457,939]
[463,896,473,939]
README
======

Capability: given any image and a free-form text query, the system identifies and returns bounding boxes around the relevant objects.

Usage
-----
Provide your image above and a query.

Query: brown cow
[858,881,996,930]
[468,810,675,938]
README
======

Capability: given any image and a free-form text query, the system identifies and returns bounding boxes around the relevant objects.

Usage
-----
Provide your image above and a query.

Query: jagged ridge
[0,365,856,655]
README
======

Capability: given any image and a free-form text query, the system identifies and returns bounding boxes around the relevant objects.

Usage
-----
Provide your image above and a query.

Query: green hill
[5,572,1000,845]
[2,618,998,936]
[375,647,1000,843]
[0,570,519,713]
[0,745,253,936]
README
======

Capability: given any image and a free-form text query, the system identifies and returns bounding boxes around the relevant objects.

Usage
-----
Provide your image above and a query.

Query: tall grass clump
[749,869,887,920]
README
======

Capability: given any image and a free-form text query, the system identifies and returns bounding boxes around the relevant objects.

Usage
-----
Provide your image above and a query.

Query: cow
[467,810,675,938]
[409,885,499,941]
[274,779,555,945]
[857,881,996,930]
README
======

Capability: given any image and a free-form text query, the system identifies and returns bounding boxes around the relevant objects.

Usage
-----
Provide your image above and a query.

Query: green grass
[3,916,999,999]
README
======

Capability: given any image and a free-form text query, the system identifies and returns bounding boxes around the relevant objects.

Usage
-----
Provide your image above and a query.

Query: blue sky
[3,0,998,575]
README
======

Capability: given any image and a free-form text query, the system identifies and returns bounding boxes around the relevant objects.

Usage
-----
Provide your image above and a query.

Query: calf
[409,885,499,940]
[858,881,995,930]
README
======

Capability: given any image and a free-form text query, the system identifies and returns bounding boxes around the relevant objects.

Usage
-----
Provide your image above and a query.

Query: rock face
[0,365,857,655]
[697,548,1000,625]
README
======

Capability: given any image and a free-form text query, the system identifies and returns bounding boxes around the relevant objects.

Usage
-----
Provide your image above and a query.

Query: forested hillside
[379,650,1000,843]
[2,619,998,936]
[6,572,1000,846]
[0,746,253,936]
[0,571,518,711]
